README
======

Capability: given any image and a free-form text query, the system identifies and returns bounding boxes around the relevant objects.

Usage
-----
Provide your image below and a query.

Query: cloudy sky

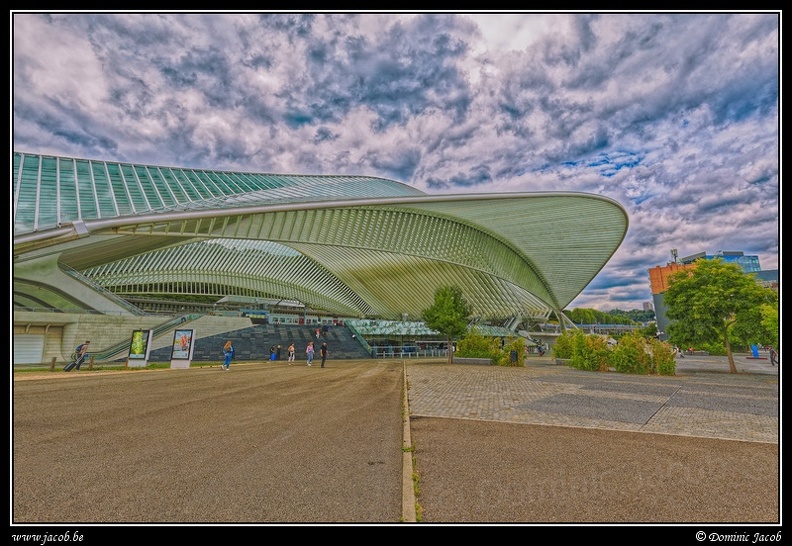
[12,12,780,312]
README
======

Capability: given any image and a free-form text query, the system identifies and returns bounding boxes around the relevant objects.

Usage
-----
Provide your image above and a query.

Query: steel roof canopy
[13,151,628,320]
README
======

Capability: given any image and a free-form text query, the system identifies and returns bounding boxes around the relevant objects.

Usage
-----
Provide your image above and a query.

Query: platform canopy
[13,151,628,321]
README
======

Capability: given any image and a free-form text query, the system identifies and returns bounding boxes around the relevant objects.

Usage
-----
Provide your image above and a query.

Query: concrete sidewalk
[672,352,779,376]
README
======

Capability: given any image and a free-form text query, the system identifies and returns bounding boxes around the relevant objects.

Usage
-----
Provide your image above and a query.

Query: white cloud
[12,11,779,311]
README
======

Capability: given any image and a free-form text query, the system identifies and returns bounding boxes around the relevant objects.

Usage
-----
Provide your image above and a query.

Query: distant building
[642,301,654,312]
[754,269,780,290]
[679,250,761,273]
[649,262,696,339]
[649,250,777,340]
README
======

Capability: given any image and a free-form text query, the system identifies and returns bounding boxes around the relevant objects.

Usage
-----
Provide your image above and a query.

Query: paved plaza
[12,354,779,532]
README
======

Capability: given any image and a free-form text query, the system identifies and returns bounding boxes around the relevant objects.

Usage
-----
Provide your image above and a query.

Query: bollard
[50,357,56,372]
[89,356,94,370]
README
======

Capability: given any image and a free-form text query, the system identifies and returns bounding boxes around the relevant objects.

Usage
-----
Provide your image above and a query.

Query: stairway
[148,323,371,363]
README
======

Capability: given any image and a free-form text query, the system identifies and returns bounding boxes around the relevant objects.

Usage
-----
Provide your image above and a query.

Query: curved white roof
[13,151,628,320]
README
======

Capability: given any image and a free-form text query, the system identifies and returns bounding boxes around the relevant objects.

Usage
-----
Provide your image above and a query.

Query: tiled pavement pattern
[405,361,778,444]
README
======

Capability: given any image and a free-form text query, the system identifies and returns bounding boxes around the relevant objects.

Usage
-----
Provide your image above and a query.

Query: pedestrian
[322,324,329,337]
[64,340,90,371]
[287,342,295,364]
[269,344,276,361]
[222,340,235,370]
[306,341,315,366]
[320,341,329,368]
[770,347,778,366]
[315,328,321,340]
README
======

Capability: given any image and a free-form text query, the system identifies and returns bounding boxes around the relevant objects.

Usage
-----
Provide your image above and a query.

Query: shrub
[457,330,525,367]
[495,337,525,367]
[552,330,584,360]
[610,332,652,374]
[570,333,610,371]
[648,338,676,376]
[696,341,726,356]
[456,329,499,360]
[555,330,677,376]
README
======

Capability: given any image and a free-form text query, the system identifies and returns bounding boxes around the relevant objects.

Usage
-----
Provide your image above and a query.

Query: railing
[14,305,143,316]
[346,322,373,355]
[60,265,149,316]
[370,345,449,359]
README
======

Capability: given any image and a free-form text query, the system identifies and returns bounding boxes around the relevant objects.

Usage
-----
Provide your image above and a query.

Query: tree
[421,286,472,364]
[759,301,779,350]
[664,258,775,373]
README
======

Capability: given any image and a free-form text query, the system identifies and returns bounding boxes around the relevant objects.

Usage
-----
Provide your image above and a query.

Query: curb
[402,361,417,522]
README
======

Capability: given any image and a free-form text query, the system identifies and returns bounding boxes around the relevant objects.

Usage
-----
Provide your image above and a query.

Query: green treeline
[563,308,655,325]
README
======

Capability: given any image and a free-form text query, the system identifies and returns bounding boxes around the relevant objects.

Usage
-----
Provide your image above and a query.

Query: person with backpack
[222,340,235,370]
[65,341,90,371]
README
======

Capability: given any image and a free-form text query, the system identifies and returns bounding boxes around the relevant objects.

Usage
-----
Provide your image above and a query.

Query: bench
[453,357,493,366]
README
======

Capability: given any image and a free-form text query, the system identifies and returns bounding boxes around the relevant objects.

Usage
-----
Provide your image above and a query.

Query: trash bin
[510,350,518,363]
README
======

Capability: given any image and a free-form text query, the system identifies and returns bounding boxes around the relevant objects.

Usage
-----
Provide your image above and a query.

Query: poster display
[127,329,154,367]
[171,329,194,360]
[128,329,151,360]
[170,328,196,368]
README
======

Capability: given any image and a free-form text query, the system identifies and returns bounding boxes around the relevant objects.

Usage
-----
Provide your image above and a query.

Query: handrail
[345,322,373,355]
[60,264,149,316]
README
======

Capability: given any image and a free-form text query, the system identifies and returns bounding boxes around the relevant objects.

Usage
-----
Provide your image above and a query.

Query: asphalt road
[12,360,404,525]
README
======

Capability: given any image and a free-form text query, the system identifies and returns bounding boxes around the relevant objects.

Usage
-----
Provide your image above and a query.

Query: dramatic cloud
[12,11,780,311]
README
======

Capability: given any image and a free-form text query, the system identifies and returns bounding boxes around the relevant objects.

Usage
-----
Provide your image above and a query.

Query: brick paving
[405,357,779,524]
[406,359,778,443]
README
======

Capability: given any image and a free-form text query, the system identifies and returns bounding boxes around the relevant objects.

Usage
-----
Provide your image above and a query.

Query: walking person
[222,340,235,370]
[64,340,90,371]
[320,341,329,368]
[287,342,295,364]
[770,347,778,366]
[306,341,315,366]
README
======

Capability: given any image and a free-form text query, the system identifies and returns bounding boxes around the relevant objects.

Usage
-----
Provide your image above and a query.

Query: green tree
[421,286,472,364]
[759,301,779,350]
[664,258,774,373]
[728,288,779,352]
